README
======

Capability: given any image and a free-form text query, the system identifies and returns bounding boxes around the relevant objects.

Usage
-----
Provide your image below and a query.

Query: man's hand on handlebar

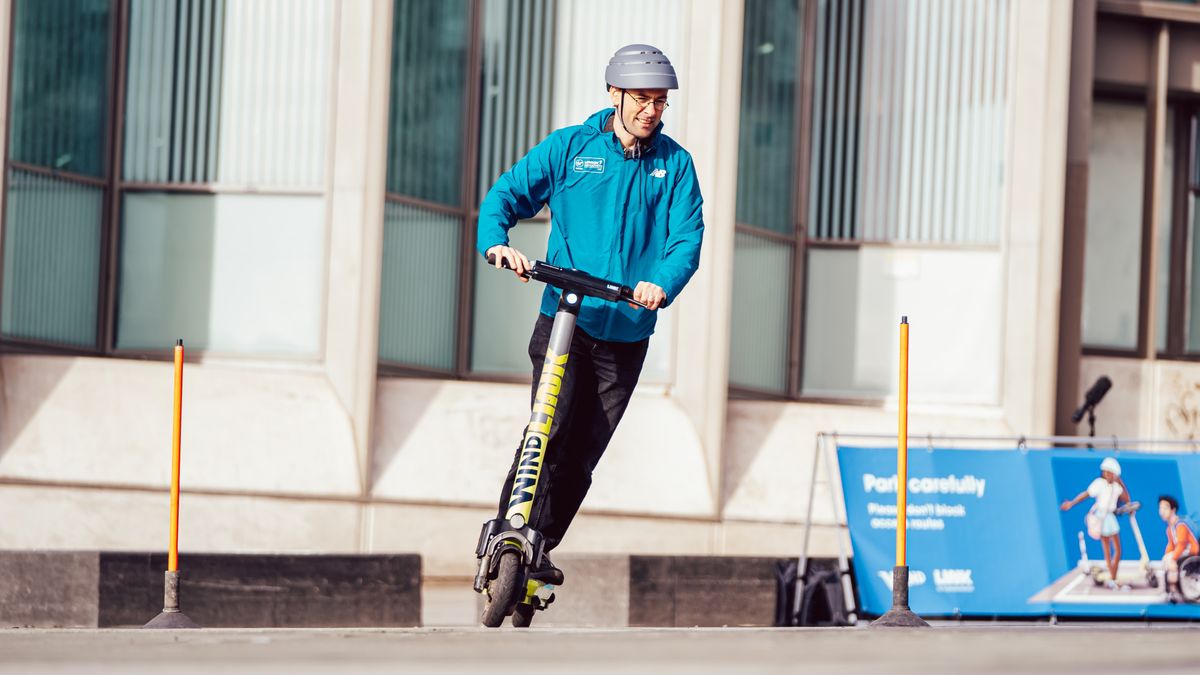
[632,281,666,311]
[483,252,659,311]
[486,245,531,282]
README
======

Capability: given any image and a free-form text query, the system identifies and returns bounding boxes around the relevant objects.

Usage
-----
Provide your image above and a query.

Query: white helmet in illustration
[1100,456,1121,477]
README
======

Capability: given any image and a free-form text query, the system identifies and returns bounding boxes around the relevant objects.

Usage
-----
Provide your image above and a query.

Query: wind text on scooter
[507,350,568,517]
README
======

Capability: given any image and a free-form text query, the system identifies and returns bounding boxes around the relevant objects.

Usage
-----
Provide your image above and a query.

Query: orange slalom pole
[871,316,926,627]
[144,338,198,629]
[896,317,909,568]
[168,339,184,572]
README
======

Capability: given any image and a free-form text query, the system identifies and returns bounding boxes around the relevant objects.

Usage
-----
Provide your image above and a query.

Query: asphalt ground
[2,625,1199,675]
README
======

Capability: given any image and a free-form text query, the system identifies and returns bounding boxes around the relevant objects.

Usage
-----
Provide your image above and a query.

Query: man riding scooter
[476,44,705,589]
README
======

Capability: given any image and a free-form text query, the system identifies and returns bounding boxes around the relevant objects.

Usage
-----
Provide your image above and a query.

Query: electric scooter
[472,257,648,628]
[1077,501,1159,590]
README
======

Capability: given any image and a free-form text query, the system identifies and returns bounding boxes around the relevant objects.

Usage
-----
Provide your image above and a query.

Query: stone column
[673,0,745,512]
[1003,0,1076,436]
[323,0,394,502]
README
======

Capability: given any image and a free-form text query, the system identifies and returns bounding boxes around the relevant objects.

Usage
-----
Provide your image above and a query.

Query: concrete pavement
[1,625,1198,674]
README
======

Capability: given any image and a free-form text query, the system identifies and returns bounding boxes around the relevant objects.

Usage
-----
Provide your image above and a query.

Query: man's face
[1160,499,1174,522]
[1102,470,1116,483]
[609,87,669,139]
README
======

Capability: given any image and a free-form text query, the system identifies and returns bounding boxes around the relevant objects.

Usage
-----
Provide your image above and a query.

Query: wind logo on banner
[878,569,926,590]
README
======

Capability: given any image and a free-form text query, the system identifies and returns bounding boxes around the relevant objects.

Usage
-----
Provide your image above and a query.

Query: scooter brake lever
[485,254,532,278]
[618,288,651,310]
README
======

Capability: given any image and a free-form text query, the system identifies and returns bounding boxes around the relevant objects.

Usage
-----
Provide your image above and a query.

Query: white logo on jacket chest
[573,157,605,173]
[650,168,667,178]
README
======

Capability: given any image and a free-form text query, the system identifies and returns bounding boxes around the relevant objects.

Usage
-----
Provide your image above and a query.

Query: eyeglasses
[625,92,670,111]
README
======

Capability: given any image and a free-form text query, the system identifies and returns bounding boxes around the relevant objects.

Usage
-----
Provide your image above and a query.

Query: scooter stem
[1129,511,1150,570]
[504,291,582,525]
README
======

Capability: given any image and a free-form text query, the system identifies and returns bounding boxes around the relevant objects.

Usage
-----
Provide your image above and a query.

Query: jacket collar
[585,108,663,158]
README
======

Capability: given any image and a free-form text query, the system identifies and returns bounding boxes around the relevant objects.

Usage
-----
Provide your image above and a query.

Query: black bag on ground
[772,560,798,626]
[796,568,851,626]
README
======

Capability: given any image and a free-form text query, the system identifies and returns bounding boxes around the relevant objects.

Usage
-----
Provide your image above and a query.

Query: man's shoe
[529,553,565,585]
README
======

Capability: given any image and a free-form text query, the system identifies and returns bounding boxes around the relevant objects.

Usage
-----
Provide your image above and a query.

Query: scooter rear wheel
[512,602,536,628]
[480,549,524,627]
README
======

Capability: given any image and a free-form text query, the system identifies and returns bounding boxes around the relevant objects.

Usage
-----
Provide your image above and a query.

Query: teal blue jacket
[476,108,704,343]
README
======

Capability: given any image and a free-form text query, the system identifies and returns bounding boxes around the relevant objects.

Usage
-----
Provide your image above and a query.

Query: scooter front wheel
[481,549,524,627]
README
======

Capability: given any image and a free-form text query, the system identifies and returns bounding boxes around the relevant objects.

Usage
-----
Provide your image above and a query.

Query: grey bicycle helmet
[605,44,678,90]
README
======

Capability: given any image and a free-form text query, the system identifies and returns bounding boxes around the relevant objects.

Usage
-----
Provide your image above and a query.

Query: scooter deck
[1029,562,1168,605]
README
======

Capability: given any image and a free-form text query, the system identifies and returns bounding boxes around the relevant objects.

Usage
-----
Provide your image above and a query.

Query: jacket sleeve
[651,154,705,306]
[1167,522,1188,559]
[476,134,559,257]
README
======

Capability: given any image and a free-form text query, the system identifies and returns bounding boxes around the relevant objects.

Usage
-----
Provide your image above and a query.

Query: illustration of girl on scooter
[1060,457,1131,590]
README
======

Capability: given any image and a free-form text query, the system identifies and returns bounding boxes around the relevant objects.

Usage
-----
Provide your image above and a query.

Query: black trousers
[495,312,649,551]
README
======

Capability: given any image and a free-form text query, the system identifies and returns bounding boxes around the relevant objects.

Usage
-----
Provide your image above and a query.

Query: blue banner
[838,446,1200,618]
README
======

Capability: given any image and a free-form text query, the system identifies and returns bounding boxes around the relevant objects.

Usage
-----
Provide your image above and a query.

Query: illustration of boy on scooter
[1060,457,1131,590]
[1157,494,1199,603]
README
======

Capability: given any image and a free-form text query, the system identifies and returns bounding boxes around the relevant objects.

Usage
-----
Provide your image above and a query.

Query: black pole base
[870,566,930,628]
[871,605,930,627]
[143,609,200,629]
[142,570,201,629]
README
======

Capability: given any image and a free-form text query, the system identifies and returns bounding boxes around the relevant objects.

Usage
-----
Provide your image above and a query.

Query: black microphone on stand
[1071,376,1112,423]
[1071,376,1112,440]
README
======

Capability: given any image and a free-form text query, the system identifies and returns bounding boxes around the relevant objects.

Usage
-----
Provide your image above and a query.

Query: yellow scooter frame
[473,258,646,627]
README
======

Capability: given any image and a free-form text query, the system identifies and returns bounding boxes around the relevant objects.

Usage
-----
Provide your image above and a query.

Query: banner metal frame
[795,431,1200,622]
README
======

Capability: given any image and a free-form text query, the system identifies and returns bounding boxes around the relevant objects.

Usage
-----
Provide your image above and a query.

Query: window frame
[728,0,814,401]
[729,0,1007,404]
[0,0,332,362]
[0,0,120,356]
[1078,4,1200,363]
[376,0,558,384]
[1163,101,1200,359]
[1079,89,1155,358]
[0,0,554,373]
[1080,93,1200,361]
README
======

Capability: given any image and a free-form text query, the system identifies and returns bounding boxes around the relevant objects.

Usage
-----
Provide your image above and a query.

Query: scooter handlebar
[485,254,648,309]
[1115,501,1141,515]
[486,254,525,275]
